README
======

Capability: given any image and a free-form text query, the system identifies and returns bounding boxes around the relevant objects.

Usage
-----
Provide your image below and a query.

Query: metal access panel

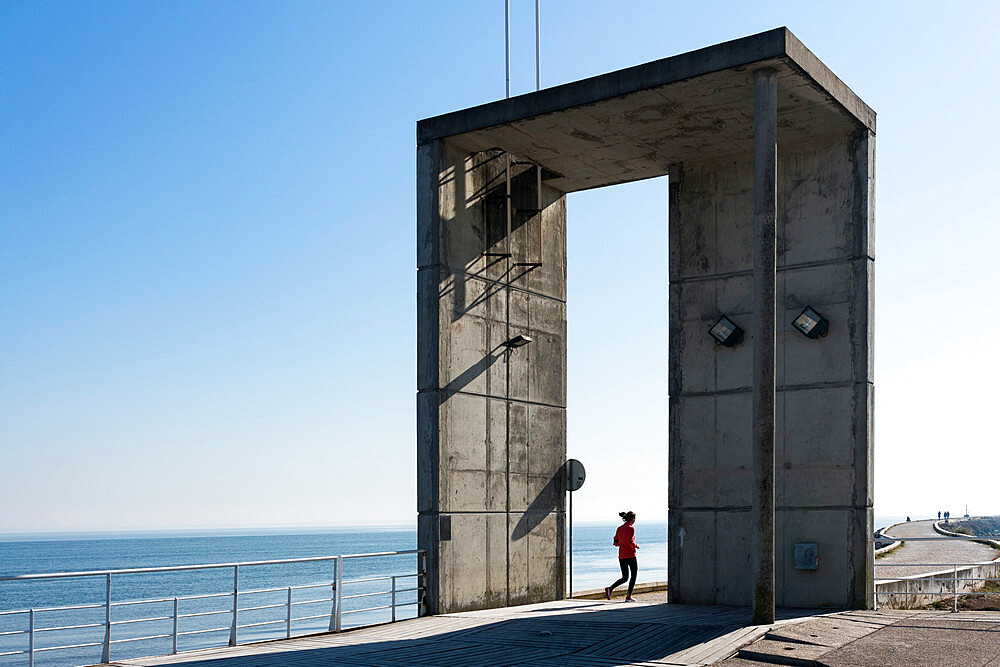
[794,543,820,570]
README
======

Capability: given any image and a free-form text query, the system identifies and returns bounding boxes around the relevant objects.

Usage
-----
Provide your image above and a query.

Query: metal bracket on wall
[481,156,547,266]
[514,163,544,267]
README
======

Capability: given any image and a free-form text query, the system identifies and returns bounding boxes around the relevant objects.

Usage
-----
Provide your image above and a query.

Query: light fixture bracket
[792,306,829,339]
[505,334,533,348]
[708,315,744,347]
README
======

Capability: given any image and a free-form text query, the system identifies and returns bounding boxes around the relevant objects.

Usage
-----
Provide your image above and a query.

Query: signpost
[566,459,586,597]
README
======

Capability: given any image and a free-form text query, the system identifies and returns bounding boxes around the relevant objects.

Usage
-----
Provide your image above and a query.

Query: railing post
[229,565,239,646]
[286,586,293,638]
[335,556,343,632]
[101,573,111,664]
[391,576,397,623]
[420,550,427,617]
[172,597,179,654]
[872,536,877,611]
[953,564,959,613]
[173,598,179,655]
[28,609,34,667]
[327,581,337,632]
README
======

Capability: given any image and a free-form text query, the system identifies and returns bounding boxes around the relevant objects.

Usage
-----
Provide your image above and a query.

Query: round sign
[566,459,586,492]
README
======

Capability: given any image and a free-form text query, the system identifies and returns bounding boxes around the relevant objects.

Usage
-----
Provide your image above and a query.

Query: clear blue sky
[2,1,998,533]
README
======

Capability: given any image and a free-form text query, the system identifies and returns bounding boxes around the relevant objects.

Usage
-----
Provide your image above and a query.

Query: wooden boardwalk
[116,599,835,667]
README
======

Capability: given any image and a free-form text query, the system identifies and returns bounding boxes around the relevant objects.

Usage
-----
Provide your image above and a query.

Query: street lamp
[505,334,533,348]
[708,315,744,347]
[791,306,829,339]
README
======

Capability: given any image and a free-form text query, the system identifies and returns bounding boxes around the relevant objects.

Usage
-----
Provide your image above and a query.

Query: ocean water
[0,523,663,667]
[0,515,896,666]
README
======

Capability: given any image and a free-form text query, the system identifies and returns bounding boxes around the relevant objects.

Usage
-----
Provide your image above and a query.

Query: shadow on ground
[137,603,833,667]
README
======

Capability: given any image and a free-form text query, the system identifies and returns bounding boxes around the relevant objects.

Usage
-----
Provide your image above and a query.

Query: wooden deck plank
[121,602,926,667]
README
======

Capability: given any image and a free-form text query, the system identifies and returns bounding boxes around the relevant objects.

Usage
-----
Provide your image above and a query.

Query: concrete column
[417,141,568,614]
[751,68,777,625]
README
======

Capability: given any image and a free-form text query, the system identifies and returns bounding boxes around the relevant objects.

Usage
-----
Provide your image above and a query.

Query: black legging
[610,557,637,596]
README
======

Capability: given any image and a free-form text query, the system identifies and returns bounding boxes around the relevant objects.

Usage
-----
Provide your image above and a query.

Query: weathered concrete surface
[418,26,875,614]
[667,127,875,609]
[417,142,568,614]
[727,610,1000,666]
[419,28,874,193]
[751,66,778,625]
[819,615,1000,667]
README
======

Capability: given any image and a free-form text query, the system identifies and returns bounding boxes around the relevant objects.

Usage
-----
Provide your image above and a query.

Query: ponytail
[619,510,636,523]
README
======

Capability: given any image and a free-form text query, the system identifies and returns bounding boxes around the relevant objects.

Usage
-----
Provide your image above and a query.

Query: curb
[874,521,904,557]
[572,580,667,600]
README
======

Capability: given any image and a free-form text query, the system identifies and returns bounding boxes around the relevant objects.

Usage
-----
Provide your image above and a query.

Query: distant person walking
[605,511,639,602]
[939,511,942,520]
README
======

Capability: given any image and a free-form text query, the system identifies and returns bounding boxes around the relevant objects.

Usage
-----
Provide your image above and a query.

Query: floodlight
[505,334,533,348]
[792,306,829,339]
[708,315,744,347]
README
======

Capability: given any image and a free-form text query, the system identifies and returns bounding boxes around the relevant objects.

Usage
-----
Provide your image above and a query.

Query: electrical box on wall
[794,542,819,570]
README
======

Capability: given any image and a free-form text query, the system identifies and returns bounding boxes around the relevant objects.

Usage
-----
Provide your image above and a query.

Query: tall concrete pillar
[417,141,568,614]
[751,68,777,625]
[419,27,875,612]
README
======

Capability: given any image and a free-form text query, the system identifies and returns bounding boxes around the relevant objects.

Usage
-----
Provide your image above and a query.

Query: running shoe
[624,597,635,602]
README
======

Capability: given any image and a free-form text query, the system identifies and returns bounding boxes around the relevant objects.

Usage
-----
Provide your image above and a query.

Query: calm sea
[0,523,661,666]
[0,516,899,666]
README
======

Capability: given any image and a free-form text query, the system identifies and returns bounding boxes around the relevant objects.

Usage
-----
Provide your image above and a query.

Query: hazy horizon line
[6,511,986,542]
[0,517,674,542]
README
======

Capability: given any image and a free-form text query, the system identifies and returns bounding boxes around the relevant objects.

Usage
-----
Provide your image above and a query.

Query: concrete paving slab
[763,614,895,648]
[724,611,1000,666]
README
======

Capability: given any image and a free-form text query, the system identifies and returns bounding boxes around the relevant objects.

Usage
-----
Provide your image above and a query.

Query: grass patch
[922,577,1000,611]
[876,542,903,559]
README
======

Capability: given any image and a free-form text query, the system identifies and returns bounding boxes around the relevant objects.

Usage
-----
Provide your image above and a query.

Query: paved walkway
[877,519,999,579]
[112,601,1000,667]
[722,609,1000,666]
[114,599,830,667]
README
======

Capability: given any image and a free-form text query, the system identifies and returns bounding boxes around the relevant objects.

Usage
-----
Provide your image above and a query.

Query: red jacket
[614,523,637,559]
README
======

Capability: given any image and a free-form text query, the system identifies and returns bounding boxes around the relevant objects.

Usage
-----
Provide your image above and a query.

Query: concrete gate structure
[416,28,875,615]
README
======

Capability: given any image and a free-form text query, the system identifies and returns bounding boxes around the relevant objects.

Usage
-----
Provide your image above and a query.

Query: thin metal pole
[229,565,239,646]
[101,573,111,664]
[872,540,878,611]
[568,490,573,598]
[391,576,397,622]
[335,556,343,632]
[534,0,540,90]
[953,565,959,612]
[537,165,543,264]
[504,0,510,98]
[328,575,337,632]
[172,597,178,654]
[286,587,293,638]
[505,152,511,257]
[751,67,777,626]
[28,609,34,667]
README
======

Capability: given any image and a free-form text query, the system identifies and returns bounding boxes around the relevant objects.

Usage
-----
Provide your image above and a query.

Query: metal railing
[0,549,426,666]
[873,530,1000,611]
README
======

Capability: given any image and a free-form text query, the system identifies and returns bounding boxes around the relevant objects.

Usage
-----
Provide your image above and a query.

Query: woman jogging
[605,510,639,601]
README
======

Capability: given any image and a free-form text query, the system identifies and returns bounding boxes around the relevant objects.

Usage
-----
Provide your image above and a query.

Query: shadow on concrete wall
[441,150,548,324]
[442,344,506,395]
[512,462,565,541]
